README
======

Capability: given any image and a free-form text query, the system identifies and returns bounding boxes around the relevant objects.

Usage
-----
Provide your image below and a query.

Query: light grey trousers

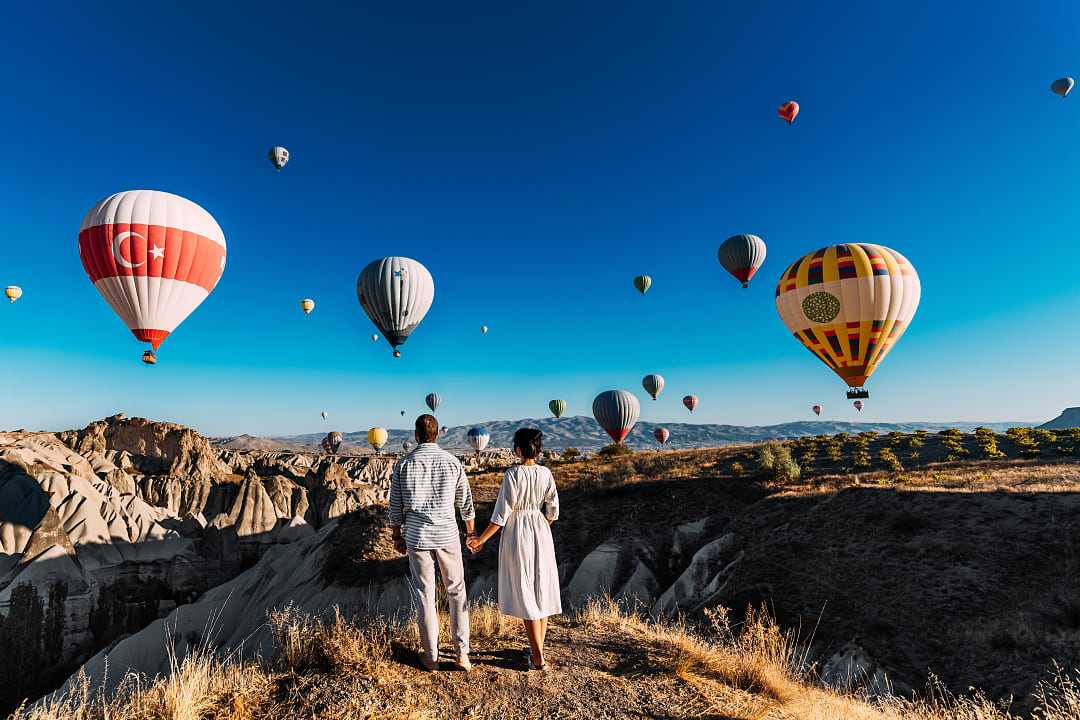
[407,543,470,661]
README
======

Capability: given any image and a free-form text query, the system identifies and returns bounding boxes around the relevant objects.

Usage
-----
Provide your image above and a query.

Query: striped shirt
[387,443,475,550]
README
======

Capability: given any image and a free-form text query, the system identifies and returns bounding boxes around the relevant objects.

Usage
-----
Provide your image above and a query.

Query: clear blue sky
[0,1,1076,436]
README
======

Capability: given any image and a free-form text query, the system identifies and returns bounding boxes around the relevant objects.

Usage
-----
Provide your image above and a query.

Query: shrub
[634,453,678,479]
[885,431,904,447]
[561,447,582,461]
[972,428,1005,459]
[879,447,903,471]
[1006,427,1039,459]
[597,443,633,459]
[730,461,744,477]
[756,442,801,484]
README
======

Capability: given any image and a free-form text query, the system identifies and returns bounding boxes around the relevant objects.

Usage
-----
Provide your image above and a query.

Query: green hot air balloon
[633,275,652,295]
[549,399,566,419]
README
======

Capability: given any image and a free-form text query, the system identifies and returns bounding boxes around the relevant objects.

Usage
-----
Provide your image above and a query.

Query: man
[388,414,475,671]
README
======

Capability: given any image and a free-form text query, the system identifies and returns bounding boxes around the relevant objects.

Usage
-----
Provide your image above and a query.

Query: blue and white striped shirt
[387,443,475,550]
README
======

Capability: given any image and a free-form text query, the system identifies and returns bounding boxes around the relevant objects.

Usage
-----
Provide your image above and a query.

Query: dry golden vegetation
[14,598,1080,720]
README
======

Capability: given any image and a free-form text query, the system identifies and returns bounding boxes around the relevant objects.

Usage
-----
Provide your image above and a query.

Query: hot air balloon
[403,440,413,452]
[480,325,488,334]
[1051,77,1075,97]
[718,234,767,288]
[812,404,822,416]
[371,334,379,342]
[79,190,226,361]
[654,428,670,445]
[321,411,328,420]
[425,393,441,412]
[778,101,799,124]
[300,298,315,315]
[324,431,343,454]
[775,243,920,399]
[268,146,289,170]
[4,286,22,303]
[633,275,652,295]
[141,350,157,365]
[400,410,406,417]
[467,427,490,455]
[357,257,434,357]
[368,427,388,453]
[593,390,640,444]
[549,399,566,419]
[642,374,665,400]
[853,400,864,412]
[440,425,448,438]
[682,395,698,413]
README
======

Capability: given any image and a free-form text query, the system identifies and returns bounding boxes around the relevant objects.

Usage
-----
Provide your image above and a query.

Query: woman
[467,428,561,670]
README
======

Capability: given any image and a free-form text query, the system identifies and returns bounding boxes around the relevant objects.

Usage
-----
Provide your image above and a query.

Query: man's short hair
[416,414,439,443]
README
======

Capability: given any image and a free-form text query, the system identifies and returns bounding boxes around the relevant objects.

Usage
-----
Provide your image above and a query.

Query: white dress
[490,464,562,620]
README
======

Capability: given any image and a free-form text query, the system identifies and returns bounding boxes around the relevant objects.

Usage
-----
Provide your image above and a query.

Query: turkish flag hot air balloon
[79,190,226,359]
[776,244,919,396]
[593,390,640,444]
[778,101,799,124]
[357,257,434,357]
[682,395,698,413]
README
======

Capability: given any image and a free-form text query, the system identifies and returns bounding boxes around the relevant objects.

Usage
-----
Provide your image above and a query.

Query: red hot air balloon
[654,427,670,445]
[682,395,698,413]
[79,191,226,358]
[853,400,864,412]
[778,101,799,124]
[812,404,822,416]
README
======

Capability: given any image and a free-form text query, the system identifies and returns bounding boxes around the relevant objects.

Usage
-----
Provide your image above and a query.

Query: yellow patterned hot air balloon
[5,286,22,303]
[367,427,388,453]
[775,243,919,396]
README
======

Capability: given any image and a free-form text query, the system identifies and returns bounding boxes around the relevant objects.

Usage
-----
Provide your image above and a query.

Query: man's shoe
[456,652,472,672]
[419,654,438,671]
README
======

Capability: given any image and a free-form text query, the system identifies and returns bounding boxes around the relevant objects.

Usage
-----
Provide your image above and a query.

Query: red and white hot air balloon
[682,395,698,413]
[78,191,226,361]
[654,427,670,445]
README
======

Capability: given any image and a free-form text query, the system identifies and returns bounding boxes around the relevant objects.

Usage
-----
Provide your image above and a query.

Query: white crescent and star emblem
[112,231,147,269]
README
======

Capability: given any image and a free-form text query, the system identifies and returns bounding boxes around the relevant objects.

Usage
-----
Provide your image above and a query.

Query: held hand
[393,536,407,555]
[466,536,483,555]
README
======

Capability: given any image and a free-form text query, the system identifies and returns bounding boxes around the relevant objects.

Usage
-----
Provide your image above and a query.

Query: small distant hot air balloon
[812,404,822,416]
[682,395,698,413]
[324,431,343,454]
[300,298,315,315]
[368,427,388,453]
[141,350,157,365]
[642,374,665,400]
[1051,77,1075,97]
[549,399,567,419]
[5,286,22,303]
[403,440,413,452]
[633,275,652,295]
[776,243,920,398]
[425,393,441,412]
[853,400,864,412]
[778,101,799,124]
[400,410,406,417]
[268,146,289,170]
[79,190,226,362]
[467,427,490,455]
[654,427,670,446]
[321,411,328,420]
[440,425,448,437]
[480,325,488,334]
[357,257,434,357]
[593,390,641,444]
[718,234,767,288]
[371,334,378,343]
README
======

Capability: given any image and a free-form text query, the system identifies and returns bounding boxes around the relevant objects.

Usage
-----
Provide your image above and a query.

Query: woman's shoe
[527,657,549,671]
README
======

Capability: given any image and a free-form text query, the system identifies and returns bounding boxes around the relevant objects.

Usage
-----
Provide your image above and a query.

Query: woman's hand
[466,536,484,555]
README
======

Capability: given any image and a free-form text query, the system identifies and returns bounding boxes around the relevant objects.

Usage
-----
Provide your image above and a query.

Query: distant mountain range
[1039,407,1080,429]
[215,416,1036,452]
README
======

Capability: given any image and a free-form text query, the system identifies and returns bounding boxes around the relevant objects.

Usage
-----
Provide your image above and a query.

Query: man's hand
[466,535,483,555]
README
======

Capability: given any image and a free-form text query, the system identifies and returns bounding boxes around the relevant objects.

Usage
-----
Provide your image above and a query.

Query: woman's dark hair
[513,428,543,459]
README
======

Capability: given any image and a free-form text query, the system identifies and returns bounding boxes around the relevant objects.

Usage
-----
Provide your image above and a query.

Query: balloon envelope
[778,101,799,123]
[853,400,864,411]
[480,325,488,334]
[633,275,652,295]
[300,298,315,314]
[548,399,566,419]
[718,234,767,287]
[4,286,21,303]
[321,411,328,420]
[79,190,226,352]
[425,393,441,412]
[1052,77,1075,97]
[367,427,388,451]
[682,395,698,413]
[357,257,434,353]
[642,374,665,400]
[467,427,490,454]
[812,404,822,416]
[775,243,920,390]
[268,146,289,169]
[593,390,641,444]
[654,428,670,445]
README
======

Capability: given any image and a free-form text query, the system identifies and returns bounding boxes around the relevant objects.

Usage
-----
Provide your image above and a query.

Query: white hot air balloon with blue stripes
[642,373,665,400]
[467,427,490,455]
[357,257,435,357]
